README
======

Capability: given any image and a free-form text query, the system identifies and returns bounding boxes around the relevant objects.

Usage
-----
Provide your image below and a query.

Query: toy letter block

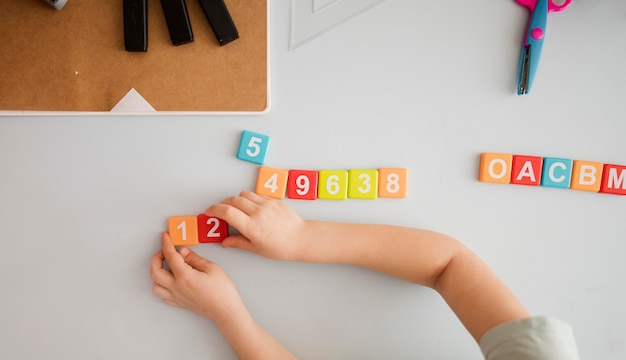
[256,166,288,199]
[378,168,408,198]
[541,157,573,189]
[479,153,512,184]
[600,164,626,195]
[198,214,229,243]
[318,170,348,200]
[287,170,318,200]
[511,155,543,186]
[236,130,271,165]
[168,216,199,246]
[570,160,603,192]
[348,169,379,199]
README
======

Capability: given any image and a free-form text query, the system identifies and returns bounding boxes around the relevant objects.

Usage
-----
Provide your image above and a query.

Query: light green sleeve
[479,316,580,360]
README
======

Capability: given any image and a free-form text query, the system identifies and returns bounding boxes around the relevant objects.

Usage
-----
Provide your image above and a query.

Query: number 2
[205,218,221,238]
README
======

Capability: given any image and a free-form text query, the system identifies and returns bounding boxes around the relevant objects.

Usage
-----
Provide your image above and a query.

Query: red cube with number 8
[198,214,229,243]
[287,170,318,200]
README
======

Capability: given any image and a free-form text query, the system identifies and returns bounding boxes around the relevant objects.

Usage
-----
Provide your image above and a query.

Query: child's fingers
[240,190,271,205]
[151,282,174,301]
[150,249,174,287]
[162,299,182,308]
[222,235,257,254]
[205,203,250,234]
[179,247,213,273]
[161,232,188,275]
[219,194,258,216]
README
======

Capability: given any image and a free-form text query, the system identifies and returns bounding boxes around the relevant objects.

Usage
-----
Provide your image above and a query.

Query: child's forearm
[299,221,457,287]
[216,308,296,360]
[298,221,529,341]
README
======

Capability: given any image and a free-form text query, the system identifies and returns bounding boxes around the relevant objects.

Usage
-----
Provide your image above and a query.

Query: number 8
[386,173,400,193]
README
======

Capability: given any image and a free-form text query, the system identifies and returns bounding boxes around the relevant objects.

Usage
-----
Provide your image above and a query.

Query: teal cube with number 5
[348,169,378,199]
[237,130,271,165]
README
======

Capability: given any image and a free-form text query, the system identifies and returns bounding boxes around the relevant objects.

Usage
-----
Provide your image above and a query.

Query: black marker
[197,0,239,46]
[160,0,194,46]
[123,0,148,52]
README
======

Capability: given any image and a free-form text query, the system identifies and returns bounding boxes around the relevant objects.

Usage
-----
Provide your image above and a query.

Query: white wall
[1,1,625,359]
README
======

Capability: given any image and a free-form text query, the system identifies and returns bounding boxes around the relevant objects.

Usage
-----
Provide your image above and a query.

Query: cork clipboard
[0,0,268,114]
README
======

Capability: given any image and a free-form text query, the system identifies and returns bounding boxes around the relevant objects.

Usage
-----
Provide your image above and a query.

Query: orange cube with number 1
[167,216,199,246]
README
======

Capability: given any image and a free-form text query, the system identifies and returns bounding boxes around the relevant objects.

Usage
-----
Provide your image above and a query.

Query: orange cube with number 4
[378,168,408,198]
[168,216,199,246]
[256,166,288,199]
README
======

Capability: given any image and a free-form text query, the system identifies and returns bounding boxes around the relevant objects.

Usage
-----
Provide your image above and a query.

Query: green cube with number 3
[348,169,379,199]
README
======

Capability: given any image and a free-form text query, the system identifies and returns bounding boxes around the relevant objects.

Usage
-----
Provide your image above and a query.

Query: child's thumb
[222,235,257,254]
[179,247,212,272]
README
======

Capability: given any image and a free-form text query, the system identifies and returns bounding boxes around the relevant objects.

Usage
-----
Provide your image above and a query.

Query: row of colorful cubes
[479,153,626,195]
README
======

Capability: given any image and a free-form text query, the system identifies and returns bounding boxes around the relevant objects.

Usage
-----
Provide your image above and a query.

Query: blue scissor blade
[517,0,548,95]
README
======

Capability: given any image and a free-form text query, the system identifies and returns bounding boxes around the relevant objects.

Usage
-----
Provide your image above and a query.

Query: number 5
[246,136,263,157]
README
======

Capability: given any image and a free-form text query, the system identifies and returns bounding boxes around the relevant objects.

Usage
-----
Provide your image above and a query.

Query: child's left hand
[149,232,245,324]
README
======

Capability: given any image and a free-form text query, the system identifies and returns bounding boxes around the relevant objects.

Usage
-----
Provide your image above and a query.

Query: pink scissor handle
[548,0,571,12]
[515,0,571,12]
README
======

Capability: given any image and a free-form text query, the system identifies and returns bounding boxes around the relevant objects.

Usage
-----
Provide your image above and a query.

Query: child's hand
[150,232,245,323]
[205,191,308,261]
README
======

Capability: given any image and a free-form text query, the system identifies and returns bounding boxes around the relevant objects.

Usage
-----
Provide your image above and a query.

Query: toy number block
[570,160,603,192]
[256,166,288,199]
[510,155,543,186]
[318,170,348,200]
[540,157,573,189]
[348,169,378,199]
[198,214,229,243]
[168,216,199,246]
[378,168,408,198]
[479,153,512,184]
[287,170,318,200]
[600,164,626,195]
[236,130,271,165]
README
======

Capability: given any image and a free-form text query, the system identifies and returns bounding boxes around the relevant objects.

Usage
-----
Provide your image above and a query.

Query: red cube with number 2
[198,214,229,243]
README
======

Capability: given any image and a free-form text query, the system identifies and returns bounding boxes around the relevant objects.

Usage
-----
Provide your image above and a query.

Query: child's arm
[150,233,296,360]
[206,191,530,343]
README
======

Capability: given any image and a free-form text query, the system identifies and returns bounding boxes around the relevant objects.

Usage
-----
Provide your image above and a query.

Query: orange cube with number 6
[256,166,288,199]
[168,216,199,246]
[378,168,408,198]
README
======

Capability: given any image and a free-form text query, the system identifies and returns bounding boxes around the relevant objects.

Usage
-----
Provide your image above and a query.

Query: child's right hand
[205,191,309,261]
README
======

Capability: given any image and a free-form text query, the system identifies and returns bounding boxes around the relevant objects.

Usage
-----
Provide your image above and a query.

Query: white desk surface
[1,1,625,359]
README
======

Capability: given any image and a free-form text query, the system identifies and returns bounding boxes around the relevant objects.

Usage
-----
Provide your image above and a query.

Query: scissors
[516,0,571,95]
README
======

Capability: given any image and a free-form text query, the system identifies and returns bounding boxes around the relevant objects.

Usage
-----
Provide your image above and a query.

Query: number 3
[357,173,371,193]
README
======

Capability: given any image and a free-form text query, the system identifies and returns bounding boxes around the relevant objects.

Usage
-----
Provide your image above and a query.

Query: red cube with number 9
[197,214,229,243]
[287,170,318,200]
